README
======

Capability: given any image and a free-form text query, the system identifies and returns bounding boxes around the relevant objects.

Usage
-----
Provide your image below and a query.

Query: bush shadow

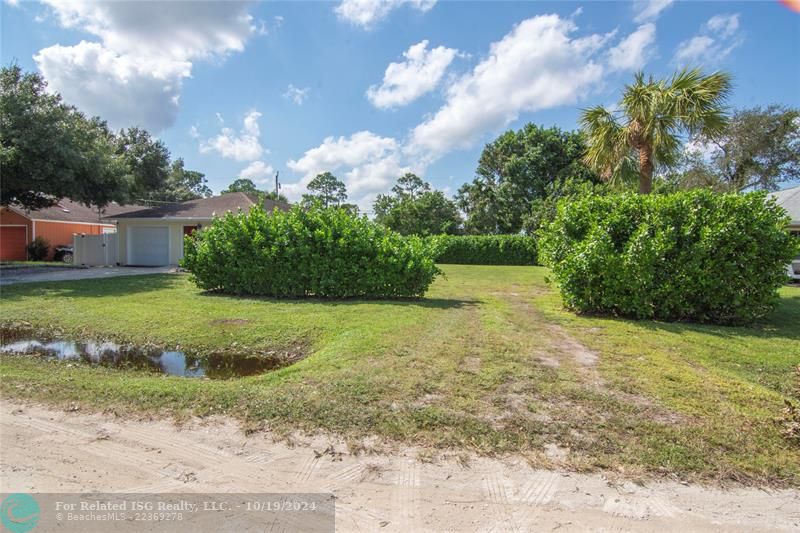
[197,291,482,310]
[589,288,800,342]
[0,273,179,301]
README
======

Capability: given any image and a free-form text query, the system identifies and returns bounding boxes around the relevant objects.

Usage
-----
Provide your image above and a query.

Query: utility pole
[274,171,280,196]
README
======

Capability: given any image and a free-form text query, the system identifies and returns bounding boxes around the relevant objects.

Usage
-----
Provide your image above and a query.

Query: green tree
[374,173,462,236]
[221,178,289,203]
[145,158,211,202]
[455,123,597,234]
[115,127,170,201]
[581,68,732,194]
[301,172,347,208]
[264,190,289,203]
[668,105,800,192]
[222,178,260,195]
[0,64,126,209]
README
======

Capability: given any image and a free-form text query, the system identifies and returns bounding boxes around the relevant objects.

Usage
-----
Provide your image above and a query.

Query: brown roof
[107,192,292,220]
[9,199,148,224]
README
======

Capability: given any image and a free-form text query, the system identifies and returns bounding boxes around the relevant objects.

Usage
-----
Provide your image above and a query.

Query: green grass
[1,266,798,486]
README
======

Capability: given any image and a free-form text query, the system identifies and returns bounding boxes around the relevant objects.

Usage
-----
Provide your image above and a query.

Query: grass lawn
[1,266,798,486]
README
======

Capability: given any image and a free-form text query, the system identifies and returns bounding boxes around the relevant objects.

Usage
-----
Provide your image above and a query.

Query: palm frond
[580,105,634,183]
[664,68,733,137]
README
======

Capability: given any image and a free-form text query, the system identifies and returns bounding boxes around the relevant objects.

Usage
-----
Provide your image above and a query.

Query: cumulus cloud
[674,13,742,65]
[633,0,674,23]
[239,161,276,184]
[35,41,190,132]
[285,131,412,206]
[335,0,436,29]
[34,1,254,131]
[287,14,658,208]
[283,84,310,105]
[41,0,253,60]
[407,14,610,159]
[367,40,459,109]
[607,23,656,71]
[200,111,265,162]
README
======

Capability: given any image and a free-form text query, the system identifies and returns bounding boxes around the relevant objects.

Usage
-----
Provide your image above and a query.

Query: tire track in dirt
[3,394,797,532]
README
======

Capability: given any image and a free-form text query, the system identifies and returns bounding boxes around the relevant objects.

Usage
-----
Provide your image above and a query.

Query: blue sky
[2,1,799,209]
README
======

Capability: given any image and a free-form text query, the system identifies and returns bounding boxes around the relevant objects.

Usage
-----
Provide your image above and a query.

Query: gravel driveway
[0,266,177,285]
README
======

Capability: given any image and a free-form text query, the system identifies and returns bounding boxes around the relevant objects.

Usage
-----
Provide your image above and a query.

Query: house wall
[0,208,32,261]
[33,220,114,259]
[116,219,210,266]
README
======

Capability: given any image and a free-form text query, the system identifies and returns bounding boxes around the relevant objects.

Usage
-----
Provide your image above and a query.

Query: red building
[0,199,143,261]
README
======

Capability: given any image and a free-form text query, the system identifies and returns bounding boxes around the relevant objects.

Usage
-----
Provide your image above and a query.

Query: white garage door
[128,226,170,266]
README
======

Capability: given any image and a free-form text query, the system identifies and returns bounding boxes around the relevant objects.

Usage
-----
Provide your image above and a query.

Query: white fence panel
[73,233,118,266]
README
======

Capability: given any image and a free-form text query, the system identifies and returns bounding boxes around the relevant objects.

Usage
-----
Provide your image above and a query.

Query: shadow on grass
[582,291,800,342]
[0,274,180,301]
[198,290,481,310]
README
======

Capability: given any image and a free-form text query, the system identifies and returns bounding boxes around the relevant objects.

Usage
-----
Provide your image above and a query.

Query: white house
[105,193,291,266]
[769,185,800,280]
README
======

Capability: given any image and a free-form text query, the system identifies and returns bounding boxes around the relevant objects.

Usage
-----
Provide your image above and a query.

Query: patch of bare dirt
[209,318,251,326]
[546,324,599,367]
[2,401,796,532]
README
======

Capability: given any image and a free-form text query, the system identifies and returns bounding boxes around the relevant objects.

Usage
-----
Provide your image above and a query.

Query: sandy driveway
[0,266,176,285]
[0,401,797,532]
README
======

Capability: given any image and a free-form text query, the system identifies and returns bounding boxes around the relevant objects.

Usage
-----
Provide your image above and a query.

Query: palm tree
[581,68,732,194]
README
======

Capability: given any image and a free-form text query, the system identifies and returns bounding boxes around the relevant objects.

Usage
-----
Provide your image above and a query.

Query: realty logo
[1,494,40,533]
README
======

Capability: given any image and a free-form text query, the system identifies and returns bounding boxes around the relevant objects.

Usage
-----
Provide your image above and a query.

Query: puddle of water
[0,330,288,379]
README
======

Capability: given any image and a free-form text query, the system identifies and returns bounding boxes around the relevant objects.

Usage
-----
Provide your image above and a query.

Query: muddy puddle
[0,326,298,379]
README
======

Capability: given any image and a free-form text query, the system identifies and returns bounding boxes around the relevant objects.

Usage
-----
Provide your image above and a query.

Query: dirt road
[1,401,797,532]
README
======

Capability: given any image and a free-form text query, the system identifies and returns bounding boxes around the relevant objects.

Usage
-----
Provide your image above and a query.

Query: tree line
[4,62,797,231]
[295,70,798,237]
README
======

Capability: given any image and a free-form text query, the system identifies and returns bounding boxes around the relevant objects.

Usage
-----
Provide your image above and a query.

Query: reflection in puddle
[0,334,286,379]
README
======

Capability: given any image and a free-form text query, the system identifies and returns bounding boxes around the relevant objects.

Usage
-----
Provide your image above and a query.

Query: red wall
[0,207,115,261]
[34,220,115,259]
[0,208,33,261]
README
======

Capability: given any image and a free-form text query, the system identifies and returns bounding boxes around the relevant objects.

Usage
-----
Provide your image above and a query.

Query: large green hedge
[182,205,440,298]
[428,235,537,265]
[538,190,797,325]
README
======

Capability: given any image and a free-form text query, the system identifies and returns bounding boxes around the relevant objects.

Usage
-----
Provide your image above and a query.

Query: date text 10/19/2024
[55,499,321,513]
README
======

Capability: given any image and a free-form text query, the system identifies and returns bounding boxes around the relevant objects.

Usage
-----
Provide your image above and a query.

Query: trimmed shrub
[538,190,797,325]
[427,235,537,265]
[26,236,50,261]
[182,205,440,298]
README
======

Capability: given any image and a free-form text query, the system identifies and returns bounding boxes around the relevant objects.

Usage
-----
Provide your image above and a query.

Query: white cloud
[633,0,674,23]
[607,23,656,71]
[257,15,284,36]
[285,131,412,205]
[35,1,254,131]
[674,13,742,65]
[41,0,253,61]
[283,84,310,105]
[200,110,265,162]
[239,161,275,185]
[407,14,609,159]
[367,40,459,109]
[335,0,436,29]
[706,13,740,39]
[34,41,190,132]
